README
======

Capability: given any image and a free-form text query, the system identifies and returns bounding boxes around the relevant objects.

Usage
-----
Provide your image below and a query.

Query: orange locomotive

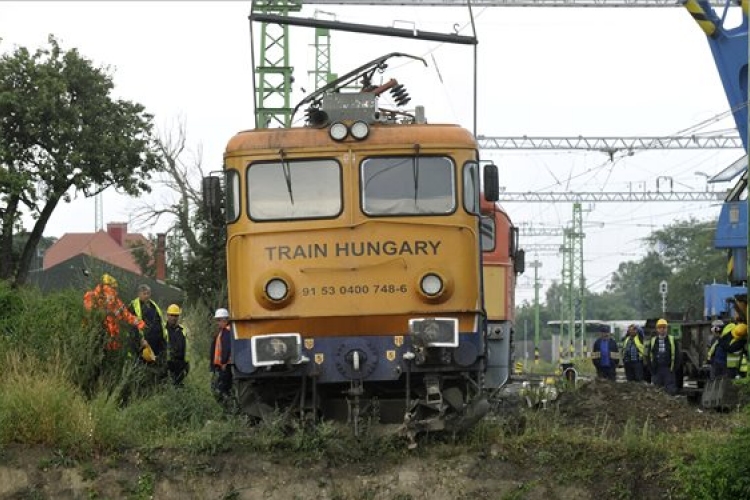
[481,198,524,390]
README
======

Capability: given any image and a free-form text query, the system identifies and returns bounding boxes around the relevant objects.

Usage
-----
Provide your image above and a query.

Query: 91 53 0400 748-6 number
[300,284,408,297]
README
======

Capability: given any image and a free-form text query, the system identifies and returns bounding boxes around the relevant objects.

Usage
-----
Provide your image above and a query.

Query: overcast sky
[1,1,742,305]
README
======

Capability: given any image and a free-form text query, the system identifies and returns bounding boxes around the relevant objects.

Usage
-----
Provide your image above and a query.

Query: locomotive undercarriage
[235,370,490,441]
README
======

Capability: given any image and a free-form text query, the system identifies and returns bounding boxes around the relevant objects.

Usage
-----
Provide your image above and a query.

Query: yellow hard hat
[101,273,118,287]
[732,323,748,340]
[166,304,181,316]
[656,319,668,327]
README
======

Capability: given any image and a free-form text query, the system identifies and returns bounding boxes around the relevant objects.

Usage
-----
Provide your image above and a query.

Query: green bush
[676,419,750,499]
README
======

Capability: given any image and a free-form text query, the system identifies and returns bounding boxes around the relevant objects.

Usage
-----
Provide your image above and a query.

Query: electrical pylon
[560,203,585,357]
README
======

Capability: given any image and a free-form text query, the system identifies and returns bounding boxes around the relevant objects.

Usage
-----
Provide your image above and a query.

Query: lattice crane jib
[253,0,302,129]
[311,27,334,91]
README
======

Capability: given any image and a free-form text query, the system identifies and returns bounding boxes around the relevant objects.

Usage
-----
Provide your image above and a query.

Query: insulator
[391,88,407,100]
[398,95,411,106]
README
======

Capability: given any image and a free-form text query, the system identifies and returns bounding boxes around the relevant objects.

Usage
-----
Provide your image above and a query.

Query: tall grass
[3,282,750,500]
[0,352,93,453]
[0,283,231,454]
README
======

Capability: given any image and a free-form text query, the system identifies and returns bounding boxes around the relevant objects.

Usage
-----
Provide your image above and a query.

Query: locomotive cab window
[361,156,455,215]
[480,216,495,252]
[225,169,240,223]
[463,162,480,215]
[247,159,342,220]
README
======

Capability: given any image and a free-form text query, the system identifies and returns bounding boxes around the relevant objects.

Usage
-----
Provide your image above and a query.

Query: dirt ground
[0,378,735,500]
[556,377,728,435]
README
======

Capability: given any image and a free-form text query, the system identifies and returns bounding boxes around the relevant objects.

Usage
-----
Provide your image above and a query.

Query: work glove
[142,345,156,363]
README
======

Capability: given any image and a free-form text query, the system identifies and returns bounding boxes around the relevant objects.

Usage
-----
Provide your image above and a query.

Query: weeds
[2,286,749,500]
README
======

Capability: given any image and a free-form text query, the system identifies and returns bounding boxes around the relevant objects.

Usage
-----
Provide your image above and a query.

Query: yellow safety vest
[649,335,676,371]
[130,298,167,342]
[623,335,644,359]
[728,337,745,369]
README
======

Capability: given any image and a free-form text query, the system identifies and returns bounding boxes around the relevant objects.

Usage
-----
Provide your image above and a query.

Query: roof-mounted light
[329,122,348,141]
[350,121,370,140]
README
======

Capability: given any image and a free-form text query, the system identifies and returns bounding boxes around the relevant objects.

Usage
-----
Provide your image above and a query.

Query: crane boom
[682,0,748,288]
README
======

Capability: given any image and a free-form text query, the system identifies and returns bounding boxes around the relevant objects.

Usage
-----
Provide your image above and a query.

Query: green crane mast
[252,0,302,128]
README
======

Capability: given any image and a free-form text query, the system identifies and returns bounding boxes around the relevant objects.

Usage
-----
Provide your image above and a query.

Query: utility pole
[571,203,586,356]
[94,191,103,232]
[529,260,542,364]
[561,230,573,358]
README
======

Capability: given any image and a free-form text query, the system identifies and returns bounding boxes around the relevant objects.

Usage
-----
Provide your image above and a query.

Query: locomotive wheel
[236,379,274,421]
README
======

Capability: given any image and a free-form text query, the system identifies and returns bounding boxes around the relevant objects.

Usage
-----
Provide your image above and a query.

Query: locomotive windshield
[361,156,455,215]
[247,159,342,220]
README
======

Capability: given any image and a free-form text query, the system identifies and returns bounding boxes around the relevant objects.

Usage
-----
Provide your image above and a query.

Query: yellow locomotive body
[206,54,508,434]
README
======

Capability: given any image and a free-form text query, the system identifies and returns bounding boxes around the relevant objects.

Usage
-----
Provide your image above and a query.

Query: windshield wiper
[279,149,294,205]
[412,144,420,206]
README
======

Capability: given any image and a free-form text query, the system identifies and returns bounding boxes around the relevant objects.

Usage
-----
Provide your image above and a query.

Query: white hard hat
[214,308,230,319]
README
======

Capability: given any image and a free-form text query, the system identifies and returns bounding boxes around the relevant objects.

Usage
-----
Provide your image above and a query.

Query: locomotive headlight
[415,271,453,304]
[329,122,348,141]
[256,270,295,309]
[265,278,289,301]
[420,273,443,296]
[350,120,370,140]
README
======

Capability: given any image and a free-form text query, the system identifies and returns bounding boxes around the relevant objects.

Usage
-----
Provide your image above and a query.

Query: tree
[606,218,726,319]
[608,251,672,318]
[131,119,226,306]
[646,217,726,317]
[0,36,162,287]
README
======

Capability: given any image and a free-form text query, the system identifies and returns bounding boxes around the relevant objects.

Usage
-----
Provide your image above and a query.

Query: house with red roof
[29,222,181,305]
[43,222,150,275]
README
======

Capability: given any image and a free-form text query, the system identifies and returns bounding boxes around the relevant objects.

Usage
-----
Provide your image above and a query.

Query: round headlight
[266,278,289,301]
[420,273,443,296]
[329,122,348,141]
[350,120,370,140]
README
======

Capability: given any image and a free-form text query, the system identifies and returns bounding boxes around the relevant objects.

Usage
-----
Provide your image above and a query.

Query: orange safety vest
[213,328,230,369]
[83,284,144,350]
